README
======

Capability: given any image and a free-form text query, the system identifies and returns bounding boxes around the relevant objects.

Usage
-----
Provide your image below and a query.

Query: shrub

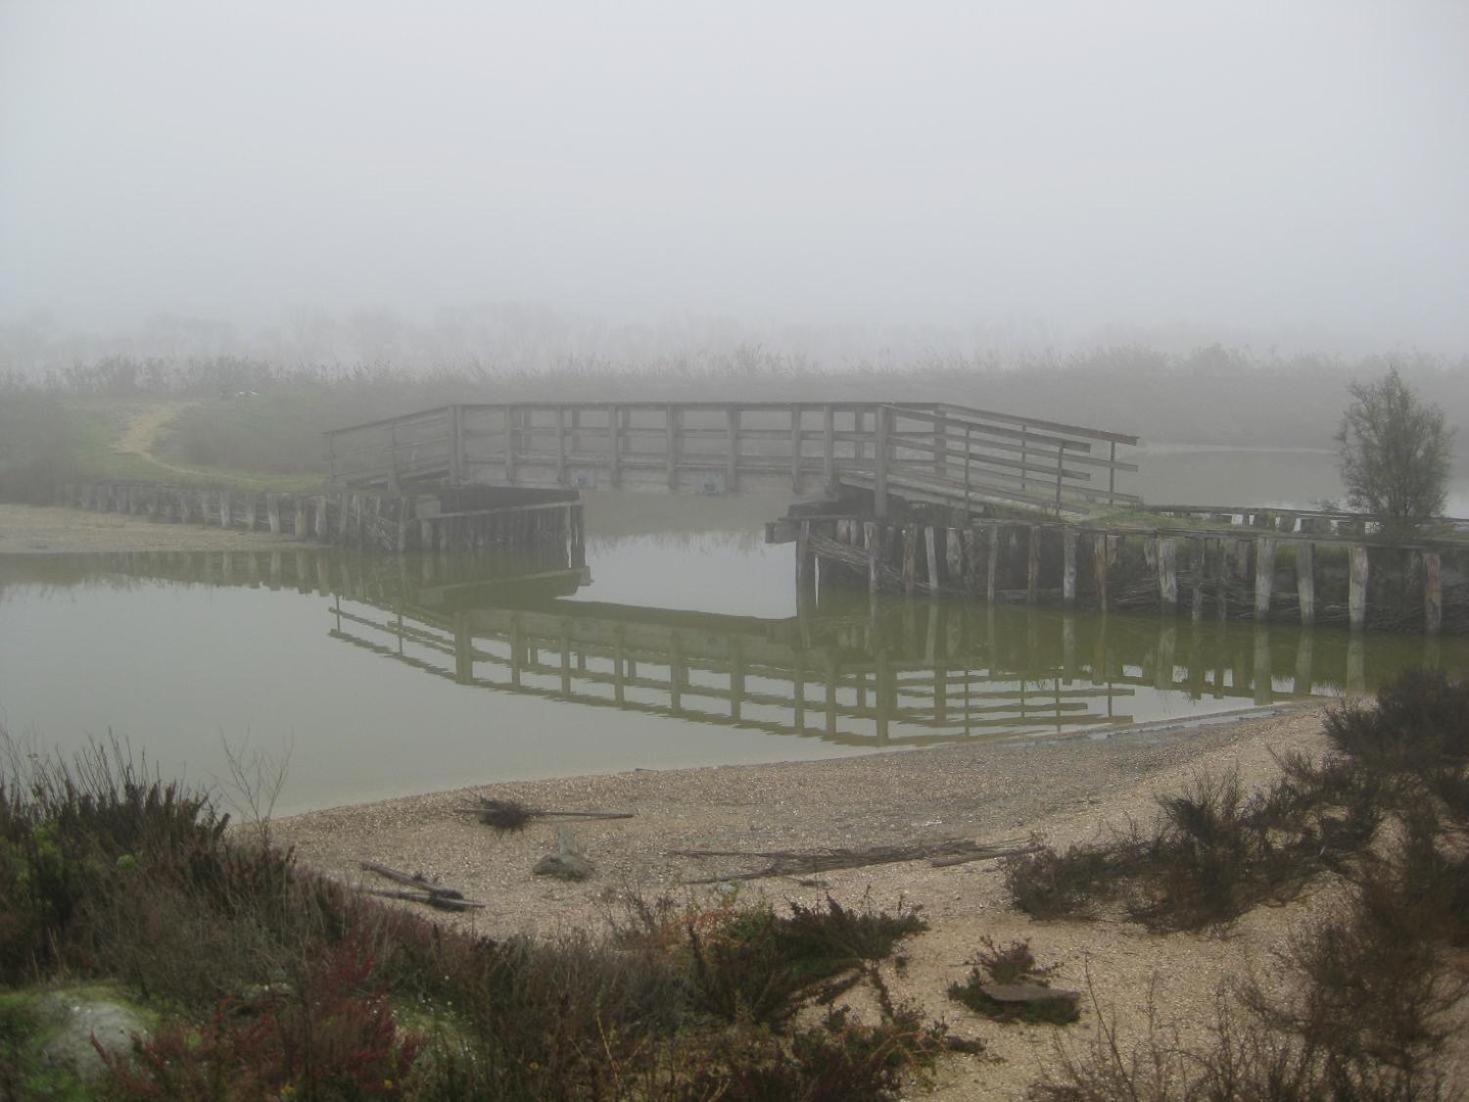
[1336,366,1454,527]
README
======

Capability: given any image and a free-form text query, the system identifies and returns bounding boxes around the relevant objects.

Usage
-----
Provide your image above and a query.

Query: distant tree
[1335,367,1454,525]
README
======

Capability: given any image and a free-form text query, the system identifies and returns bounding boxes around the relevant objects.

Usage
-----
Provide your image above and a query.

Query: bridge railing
[326,400,1140,515]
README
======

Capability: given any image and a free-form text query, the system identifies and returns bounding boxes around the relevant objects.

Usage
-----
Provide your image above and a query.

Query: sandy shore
[270,702,1387,1098]
[0,503,303,554]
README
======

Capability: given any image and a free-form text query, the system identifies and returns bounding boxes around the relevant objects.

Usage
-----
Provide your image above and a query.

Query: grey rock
[37,992,150,1082]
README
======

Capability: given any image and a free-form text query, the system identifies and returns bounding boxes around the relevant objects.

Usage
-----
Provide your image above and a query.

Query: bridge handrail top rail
[917,402,1141,447]
[325,404,455,436]
[324,398,1139,447]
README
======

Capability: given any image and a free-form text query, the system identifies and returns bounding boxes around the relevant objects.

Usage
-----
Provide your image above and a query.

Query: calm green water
[2,490,1466,815]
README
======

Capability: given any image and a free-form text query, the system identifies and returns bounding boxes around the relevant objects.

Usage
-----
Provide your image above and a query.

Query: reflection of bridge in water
[2,547,1451,749]
[322,556,1430,749]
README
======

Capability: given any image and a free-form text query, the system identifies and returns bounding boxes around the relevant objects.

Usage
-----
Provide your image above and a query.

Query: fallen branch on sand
[672,838,1041,884]
[454,795,635,832]
[359,861,486,911]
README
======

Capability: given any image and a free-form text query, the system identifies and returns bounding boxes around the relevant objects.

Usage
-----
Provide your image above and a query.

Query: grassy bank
[0,737,952,1100]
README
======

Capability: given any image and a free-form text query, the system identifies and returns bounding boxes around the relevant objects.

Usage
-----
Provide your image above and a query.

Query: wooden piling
[1349,545,1369,629]
[864,520,880,601]
[985,523,998,604]
[1254,537,1275,619]
[1157,537,1178,611]
[1190,537,1205,621]
[1092,532,1108,612]
[1424,551,1442,635]
[1026,526,1040,603]
[925,526,940,592]
[1296,541,1315,626]
[902,525,918,596]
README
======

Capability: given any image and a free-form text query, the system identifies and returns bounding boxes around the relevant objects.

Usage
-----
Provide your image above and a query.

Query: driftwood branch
[359,861,485,911]
[367,889,485,913]
[455,795,634,832]
[673,838,1041,884]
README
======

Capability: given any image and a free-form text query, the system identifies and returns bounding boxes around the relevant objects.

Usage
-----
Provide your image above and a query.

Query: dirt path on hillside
[111,401,205,479]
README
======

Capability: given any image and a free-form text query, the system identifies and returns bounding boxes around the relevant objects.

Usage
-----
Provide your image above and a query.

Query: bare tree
[1336,367,1454,526]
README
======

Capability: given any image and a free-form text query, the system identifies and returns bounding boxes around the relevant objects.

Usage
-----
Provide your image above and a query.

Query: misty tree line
[3,341,1466,457]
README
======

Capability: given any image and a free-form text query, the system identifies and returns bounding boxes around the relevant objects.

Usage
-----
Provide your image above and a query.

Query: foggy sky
[2,1,1467,360]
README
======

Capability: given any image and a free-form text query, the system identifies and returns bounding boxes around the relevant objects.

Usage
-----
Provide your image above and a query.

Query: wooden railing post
[790,406,802,492]
[875,406,891,519]
[610,404,623,487]
[726,407,739,491]
[666,405,679,490]
[555,407,568,485]
[504,406,517,483]
[822,404,835,485]
[448,404,464,485]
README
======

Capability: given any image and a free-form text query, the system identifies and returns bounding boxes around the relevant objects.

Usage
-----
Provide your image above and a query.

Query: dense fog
[3,2,1467,369]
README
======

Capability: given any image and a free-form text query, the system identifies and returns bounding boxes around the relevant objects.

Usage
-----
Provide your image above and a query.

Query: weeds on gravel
[1032,668,1469,1100]
[947,938,1078,1026]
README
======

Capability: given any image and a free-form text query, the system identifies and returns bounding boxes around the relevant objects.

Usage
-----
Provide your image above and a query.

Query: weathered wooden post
[822,404,836,486]
[555,406,568,485]
[665,404,679,490]
[1424,551,1442,635]
[902,525,918,596]
[1093,531,1109,612]
[504,405,517,483]
[1296,541,1316,626]
[1027,526,1041,603]
[865,520,881,603]
[726,407,740,492]
[790,406,803,492]
[1190,537,1206,621]
[1158,537,1178,612]
[796,521,817,611]
[925,526,940,592]
[265,493,281,534]
[610,404,624,487]
[874,405,891,519]
[1062,527,1078,606]
[985,522,999,604]
[946,527,962,583]
[1349,545,1369,630]
[1254,537,1275,620]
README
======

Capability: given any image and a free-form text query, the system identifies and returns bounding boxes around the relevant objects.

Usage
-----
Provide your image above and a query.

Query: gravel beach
[268,702,1402,1098]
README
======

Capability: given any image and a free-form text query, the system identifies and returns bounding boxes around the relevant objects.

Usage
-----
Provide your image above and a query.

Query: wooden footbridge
[325,401,1142,518]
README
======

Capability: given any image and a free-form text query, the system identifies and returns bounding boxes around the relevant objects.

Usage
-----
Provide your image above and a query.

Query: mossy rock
[1,983,156,1097]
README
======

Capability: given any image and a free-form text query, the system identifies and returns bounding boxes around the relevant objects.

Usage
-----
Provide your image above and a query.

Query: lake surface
[3,480,1466,815]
